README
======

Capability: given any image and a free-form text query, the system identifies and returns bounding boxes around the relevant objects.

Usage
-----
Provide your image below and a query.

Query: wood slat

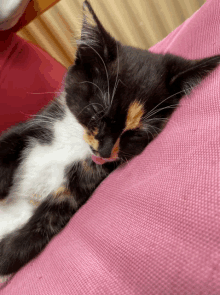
[18,0,205,68]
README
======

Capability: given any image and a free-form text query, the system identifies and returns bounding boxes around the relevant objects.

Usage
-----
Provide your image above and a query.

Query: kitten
[0,0,220,276]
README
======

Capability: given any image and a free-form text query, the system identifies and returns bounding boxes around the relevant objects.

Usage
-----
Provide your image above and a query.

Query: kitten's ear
[75,1,117,66]
[168,55,220,95]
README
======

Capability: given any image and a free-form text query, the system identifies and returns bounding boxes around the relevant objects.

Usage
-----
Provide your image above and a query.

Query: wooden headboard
[11,0,61,32]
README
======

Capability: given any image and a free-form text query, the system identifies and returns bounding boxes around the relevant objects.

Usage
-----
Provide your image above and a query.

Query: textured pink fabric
[1,0,220,293]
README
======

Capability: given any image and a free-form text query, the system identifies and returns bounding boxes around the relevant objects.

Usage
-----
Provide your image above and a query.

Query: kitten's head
[65,0,220,164]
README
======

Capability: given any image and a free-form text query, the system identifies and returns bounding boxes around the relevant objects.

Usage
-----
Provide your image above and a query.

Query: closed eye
[90,102,104,113]
[121,128,146,141]
[90,115,96,121]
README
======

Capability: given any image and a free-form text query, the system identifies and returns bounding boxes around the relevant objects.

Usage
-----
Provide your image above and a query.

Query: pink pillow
[1,0,220,293]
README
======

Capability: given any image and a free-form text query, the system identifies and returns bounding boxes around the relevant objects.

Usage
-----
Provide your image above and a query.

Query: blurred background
[17,0,206,68]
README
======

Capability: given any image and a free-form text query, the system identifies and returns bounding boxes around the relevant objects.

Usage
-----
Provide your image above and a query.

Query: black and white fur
[0,94,117,275]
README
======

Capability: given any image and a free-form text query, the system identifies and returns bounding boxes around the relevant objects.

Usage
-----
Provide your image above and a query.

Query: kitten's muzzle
[98,137,115,158]
[90,137,120,164]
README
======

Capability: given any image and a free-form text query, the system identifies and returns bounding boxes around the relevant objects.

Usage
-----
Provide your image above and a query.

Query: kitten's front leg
[0,159,120,275]
[0,188,77,275]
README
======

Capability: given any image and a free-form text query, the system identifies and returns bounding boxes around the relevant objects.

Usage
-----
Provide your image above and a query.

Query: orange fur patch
[29,199,41,207]
[55,186,68,195]
[83,128,99,151]
[53,186,72,202]
[111,137,120,158]
[82,160,93,172]
[125,101,144,131]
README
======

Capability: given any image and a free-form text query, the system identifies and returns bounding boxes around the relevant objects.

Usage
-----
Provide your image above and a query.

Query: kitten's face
[65,1,220,163]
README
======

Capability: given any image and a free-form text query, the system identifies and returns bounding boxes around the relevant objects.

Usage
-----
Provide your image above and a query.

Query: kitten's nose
[98,137,114,158]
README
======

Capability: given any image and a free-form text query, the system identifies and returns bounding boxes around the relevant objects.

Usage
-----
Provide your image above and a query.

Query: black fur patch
[0,123,53,199]
[0,100,65,199]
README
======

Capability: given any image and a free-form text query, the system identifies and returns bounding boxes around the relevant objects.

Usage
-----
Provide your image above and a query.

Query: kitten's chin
[91,154,118,165]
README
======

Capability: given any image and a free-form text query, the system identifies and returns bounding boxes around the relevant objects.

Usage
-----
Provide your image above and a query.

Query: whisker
[144,117,169,123]
[120,156,131,167]
[147,125,161,136]
[103,92,109,108]
[143,104,179,121]
[27,91,61,95]
[110,43,120,108]
[93,105,109,121]
[145,127,156,139]
[76,81,104,98]
[120,152,134,158]
[31,114,58,122]
[143,116,181,137]
[143,117,178,129]
[78,41,110,106]
[77,102,104,117]
[143,88,192,121]
[119,151,135,163]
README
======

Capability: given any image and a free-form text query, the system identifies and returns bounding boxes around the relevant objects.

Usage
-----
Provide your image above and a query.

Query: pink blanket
[1,0,220,293]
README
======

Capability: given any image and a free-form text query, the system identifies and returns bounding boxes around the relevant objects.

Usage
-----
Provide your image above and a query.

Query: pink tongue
[91,154,117,165]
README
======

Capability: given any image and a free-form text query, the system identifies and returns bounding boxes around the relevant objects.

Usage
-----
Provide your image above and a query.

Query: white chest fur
[0,106,91,239]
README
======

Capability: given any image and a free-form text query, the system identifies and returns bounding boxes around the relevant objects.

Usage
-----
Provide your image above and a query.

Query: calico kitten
[0,0,220,276]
